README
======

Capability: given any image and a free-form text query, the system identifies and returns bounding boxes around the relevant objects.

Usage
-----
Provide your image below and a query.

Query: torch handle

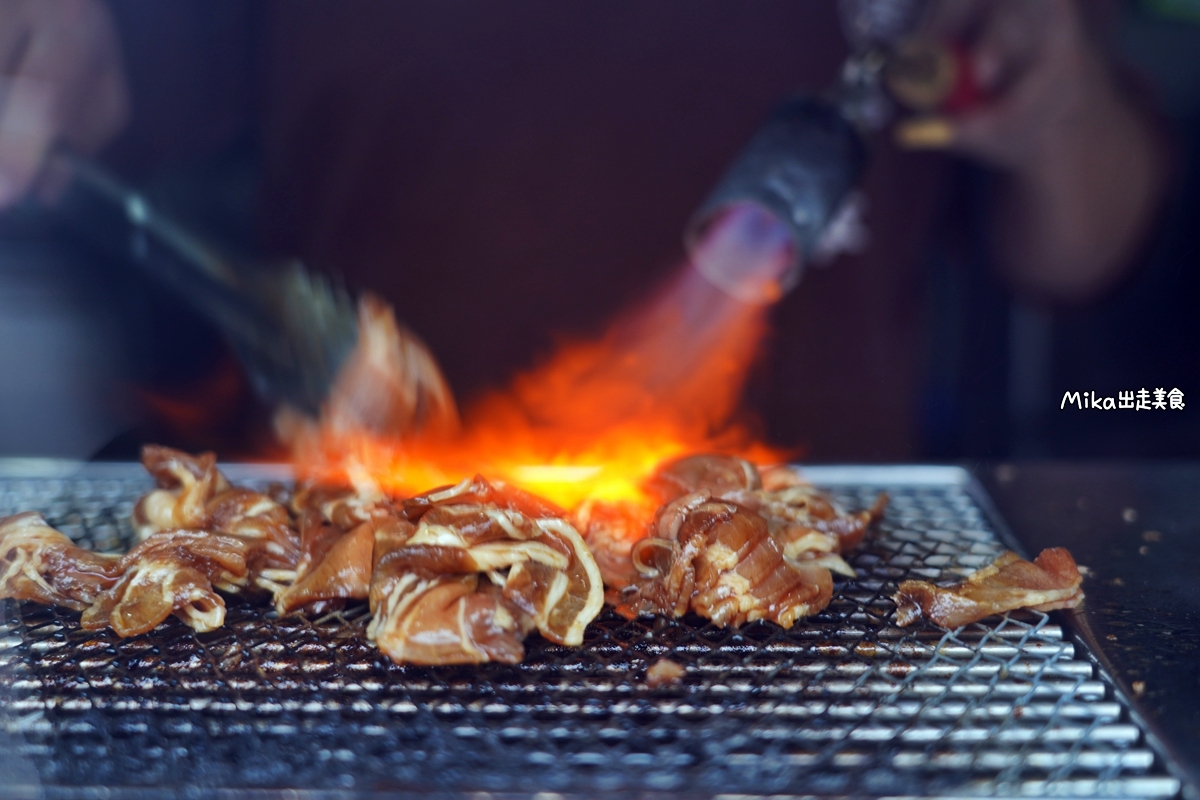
[884,38,986,114]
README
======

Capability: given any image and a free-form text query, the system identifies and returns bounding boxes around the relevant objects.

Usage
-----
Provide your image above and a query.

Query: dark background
[3,0,1197,462]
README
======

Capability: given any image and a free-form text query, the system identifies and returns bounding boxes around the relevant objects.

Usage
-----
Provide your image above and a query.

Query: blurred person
[0,0,128,206]
[0,0,131,458]
[894,0,1179,456]
[0,0,1187,459]
[905,0,1168,304]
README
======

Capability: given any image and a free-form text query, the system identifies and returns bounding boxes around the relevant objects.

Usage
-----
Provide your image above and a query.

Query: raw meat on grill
[133,445,301,589]
[892,548,1085,629]
[651,455,885,575]
[615,492,833,627]
[0,512,122,610]
[606,454,885,626]
[0,444,934,661]
[368,475,603,664]
[273,486,404,615]
[82,528,254,636]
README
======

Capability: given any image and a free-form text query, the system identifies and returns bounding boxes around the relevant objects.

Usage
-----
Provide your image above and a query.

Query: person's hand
[899,0,1168,303]
[0,0,129,208]
[912,0,1123,170]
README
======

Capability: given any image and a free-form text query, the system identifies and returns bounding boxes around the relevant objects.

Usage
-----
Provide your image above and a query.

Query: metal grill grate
[0,464,1182,798]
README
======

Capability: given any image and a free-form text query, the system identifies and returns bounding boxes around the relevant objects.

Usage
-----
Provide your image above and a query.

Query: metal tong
[49,148,361,418]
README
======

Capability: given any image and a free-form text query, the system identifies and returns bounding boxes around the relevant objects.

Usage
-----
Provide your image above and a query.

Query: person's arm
[0,0,129,207]
[904,0,1169,305]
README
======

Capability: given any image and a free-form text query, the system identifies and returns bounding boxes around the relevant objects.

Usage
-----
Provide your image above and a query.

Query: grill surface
[0,463,1181,798]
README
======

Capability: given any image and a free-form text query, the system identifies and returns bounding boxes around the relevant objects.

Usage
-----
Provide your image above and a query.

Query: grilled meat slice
[81,529,253,636]
[893,548,1084,629]
[575,498,648,591]
[3,449,300,635]
[602,455,884,625]
[133,445,230,537]
[274,482,401,615]
[650,455,884,568]
[204,487,301,584]
[751,466,886,560]
[0,512,121,610]
[290,481,394,530]
[134,445,301,594]
[368,572,531,665]
[579,454,767,590]
[647,453,761,498]
[273,513,382,615]
[368,476,603,664]
[617,493,832,628]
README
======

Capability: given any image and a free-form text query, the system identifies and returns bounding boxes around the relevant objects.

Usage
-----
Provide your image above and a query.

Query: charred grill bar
[0,463,1182,797]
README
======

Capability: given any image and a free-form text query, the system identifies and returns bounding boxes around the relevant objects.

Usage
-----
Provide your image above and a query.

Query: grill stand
[0,462,1182,798]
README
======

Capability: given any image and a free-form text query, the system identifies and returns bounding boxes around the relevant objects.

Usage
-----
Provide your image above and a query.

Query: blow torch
[685,0,983,304]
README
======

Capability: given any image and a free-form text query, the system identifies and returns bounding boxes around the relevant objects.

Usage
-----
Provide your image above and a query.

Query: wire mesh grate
[0,464,1181,798]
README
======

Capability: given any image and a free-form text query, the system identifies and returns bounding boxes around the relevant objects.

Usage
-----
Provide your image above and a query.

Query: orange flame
[290,264,786,511]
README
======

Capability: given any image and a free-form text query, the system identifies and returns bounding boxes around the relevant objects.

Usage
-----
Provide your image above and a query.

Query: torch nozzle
[688,201,800,305]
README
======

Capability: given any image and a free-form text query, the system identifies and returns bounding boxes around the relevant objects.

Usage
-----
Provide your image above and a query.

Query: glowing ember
[288,262,787,516]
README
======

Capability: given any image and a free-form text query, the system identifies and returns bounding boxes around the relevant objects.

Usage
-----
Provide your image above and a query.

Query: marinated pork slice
[0,512,121,610]
[274,294,460,456]
[133,445,230,537]
[579,454,765,590]
[205,487,302,586]
[319,295,460,440]
[367,475,603,665]
[133,445,301,593]
[82,529,254,636]
[273,511,386,615]
[273,483,401,615]
[647,454,884,573]
[753,465,886,558]
[369,573,531,665]
[616,493,832,628]
[598,455,884,625]
[2,448,300,635]
[892,548,1084,629]
[647,453,761,498]
[290,481,394,531]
